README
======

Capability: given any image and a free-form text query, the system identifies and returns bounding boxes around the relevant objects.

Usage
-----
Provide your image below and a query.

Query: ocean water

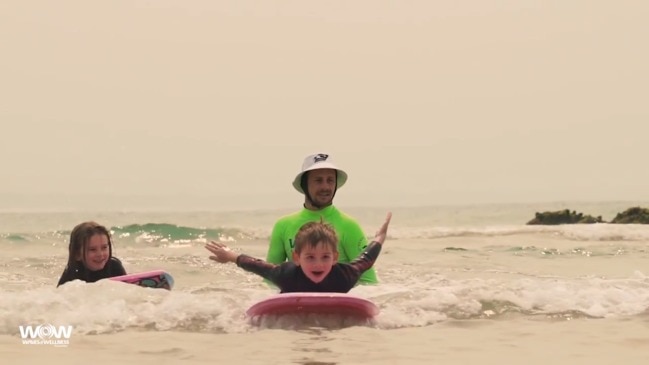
[1,201,648,364]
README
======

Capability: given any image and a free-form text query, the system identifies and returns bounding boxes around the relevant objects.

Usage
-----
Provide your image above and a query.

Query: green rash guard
[266,205,378,284]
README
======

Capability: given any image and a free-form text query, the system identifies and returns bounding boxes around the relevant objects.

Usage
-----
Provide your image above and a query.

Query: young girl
[56,221,127,287]
[205,212,391,293]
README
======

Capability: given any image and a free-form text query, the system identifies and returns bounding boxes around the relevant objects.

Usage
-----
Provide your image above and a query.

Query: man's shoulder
[272,206,361,229]
[329,206,362,226]
[273,210,305,225]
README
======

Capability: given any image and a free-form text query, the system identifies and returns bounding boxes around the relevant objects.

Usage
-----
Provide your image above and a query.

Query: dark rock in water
[610,207,649,224]
[526,209,604,225]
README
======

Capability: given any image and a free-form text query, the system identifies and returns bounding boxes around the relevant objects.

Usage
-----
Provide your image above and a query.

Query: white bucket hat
[292,153,348,194]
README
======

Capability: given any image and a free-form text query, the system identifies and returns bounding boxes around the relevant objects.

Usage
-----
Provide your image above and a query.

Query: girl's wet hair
[294,221,338,254]
[66,221,113,269]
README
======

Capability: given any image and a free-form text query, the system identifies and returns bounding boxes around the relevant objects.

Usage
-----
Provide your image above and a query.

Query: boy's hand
[205,241,239,263]
[373,212,392,245]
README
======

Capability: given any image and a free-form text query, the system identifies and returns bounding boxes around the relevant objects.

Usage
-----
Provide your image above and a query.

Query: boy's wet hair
[66,221,113,269]
[294,221,338,254]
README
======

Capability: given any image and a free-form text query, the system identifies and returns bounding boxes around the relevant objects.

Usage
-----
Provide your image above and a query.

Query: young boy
[205,212,391,293]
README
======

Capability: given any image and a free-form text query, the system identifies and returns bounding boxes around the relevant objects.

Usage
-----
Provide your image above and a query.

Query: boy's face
[292,241,339,283]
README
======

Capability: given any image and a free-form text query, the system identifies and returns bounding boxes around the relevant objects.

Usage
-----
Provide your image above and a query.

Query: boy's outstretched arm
[205,241,285,287]
[347,212,393,277]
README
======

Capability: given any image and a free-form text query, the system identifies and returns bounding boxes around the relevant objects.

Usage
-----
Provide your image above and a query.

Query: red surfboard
[109,270,174,290]
[246,292,379,318]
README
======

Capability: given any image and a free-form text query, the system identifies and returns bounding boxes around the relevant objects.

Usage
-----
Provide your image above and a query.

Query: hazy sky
[1,1,648,211]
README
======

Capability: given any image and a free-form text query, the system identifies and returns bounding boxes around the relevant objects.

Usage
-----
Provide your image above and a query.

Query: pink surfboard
[109,270,174,290]
[246,292,379,318]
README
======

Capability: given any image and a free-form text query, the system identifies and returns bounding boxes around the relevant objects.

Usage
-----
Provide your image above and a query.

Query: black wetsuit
[236,241,382,293]
[56,257,127,287]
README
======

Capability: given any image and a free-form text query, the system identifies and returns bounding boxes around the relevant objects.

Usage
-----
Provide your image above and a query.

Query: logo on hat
[314,154,329,162]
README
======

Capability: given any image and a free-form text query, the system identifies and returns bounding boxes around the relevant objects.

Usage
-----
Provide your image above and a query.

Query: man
[265,153,378,284]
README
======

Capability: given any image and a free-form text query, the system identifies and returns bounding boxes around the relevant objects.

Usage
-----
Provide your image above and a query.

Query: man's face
[306,169,336,207]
